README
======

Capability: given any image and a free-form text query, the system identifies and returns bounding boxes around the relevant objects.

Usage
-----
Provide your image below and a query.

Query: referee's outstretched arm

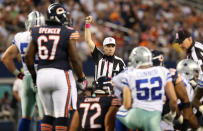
[85,16,95,53]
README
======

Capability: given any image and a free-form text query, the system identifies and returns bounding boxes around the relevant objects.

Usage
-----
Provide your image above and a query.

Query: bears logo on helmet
[47,3,72,26]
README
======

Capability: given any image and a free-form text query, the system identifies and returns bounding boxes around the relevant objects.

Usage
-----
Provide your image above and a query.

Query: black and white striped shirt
[188,41,203,73]
[187,41,203,88]
[92,47,126,80]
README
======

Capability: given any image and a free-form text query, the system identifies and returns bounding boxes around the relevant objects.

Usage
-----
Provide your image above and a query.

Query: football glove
[77,78,88,91]
[163,111,176,123]
[17,72,24,80]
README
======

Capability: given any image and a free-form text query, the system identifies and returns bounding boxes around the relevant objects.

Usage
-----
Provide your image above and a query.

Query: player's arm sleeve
[198,74,203,88]
[69,30,80,40]
[111,97,121,106]
[112,70,129,91]
[91,47,103,64]
[193,43,203,72]
[119,59,126,73]
[166,69,172,83]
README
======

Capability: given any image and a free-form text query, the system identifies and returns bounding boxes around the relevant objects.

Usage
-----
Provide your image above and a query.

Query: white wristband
[199,105,203,114]
[13,69,20,76]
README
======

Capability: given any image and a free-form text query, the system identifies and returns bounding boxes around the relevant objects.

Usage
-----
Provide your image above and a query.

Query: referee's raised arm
[85,16,95,53]
[84,16,126,80]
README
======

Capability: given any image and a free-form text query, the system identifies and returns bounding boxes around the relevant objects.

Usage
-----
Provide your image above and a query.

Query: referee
[175,29,203,115]
[85,16,126,80]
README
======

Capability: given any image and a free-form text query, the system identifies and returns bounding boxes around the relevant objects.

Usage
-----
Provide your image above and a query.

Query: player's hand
[163,111,176,123]
[77,78,88,91]
[199,105,203,115]
[85,16,93,24]
[17,72,24,80]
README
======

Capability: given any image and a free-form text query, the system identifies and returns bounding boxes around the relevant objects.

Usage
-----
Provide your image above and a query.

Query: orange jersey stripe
[41,124,52,128]
[70,34,80,37]
[41,127,52,131]
[55,126,67,129]
[65,71,71,118]
[70,32,80,39]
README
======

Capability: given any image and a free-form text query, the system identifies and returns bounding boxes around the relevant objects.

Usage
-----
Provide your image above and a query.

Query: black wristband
[182,102,191,109]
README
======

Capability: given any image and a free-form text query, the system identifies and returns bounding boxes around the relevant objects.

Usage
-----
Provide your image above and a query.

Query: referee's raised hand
[85,16,93,24]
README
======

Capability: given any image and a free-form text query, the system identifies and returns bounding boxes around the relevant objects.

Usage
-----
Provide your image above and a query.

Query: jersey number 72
[79,103,102,129]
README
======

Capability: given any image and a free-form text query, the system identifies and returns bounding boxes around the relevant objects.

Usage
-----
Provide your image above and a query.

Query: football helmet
[94,76,114,95]
[128,46,152,68]
[47,3,72,26]
[25,11,45,30]
[152,50,164,66]
[177,59,200,81]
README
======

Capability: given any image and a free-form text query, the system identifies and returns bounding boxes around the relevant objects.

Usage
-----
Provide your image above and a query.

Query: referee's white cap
[103,37,116,46]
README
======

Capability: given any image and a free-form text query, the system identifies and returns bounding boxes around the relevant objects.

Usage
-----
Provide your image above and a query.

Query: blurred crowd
[0,91,13,120]
[1,0,203,63]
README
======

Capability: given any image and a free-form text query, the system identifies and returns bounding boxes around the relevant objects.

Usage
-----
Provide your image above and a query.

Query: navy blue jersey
[31,25,79,70]
[77,96,120,130]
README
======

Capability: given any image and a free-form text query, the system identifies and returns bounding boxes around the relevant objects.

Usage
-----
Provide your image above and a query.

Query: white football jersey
[198,73,203,88]
[113,66,172,112]
[181,75,194,102]
[169,69,194,103]
[12,31,38,75]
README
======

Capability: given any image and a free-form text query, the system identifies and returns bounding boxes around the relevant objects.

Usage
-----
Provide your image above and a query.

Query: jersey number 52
[136,76,162,100]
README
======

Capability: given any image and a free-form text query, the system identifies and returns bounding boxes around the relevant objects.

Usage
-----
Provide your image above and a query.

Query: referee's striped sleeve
[192,42,203,72]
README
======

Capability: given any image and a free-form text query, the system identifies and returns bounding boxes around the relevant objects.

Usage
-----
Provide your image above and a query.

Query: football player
[70,76,120,131]
[1,11,45,131]
[25,3,86,131]
[177,59,202,130]
[113,47,178,131]
[152,50,199,130]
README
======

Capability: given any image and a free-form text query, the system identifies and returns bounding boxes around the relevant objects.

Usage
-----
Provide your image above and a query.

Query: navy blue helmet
[152,50,164,66]
[94,76,114,95]
[47,3,72,26]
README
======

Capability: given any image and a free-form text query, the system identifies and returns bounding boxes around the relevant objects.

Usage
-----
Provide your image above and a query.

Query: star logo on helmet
[184,63,188,66]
